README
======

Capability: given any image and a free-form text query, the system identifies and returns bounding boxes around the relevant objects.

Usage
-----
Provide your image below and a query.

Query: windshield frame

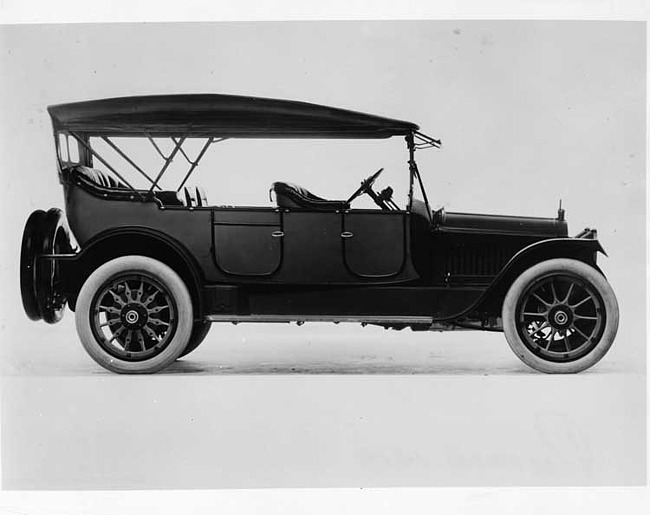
[405,132,437,222]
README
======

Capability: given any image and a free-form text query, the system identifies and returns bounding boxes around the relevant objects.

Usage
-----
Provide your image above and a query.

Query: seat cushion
[74,166,128,189]
[272,182,349,211]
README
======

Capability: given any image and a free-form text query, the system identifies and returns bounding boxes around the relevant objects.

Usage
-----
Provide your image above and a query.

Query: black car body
[20,94,619,374]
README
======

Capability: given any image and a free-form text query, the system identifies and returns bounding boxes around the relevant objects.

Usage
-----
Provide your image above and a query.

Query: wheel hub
[120,303,148,329]
[549,305,573,329]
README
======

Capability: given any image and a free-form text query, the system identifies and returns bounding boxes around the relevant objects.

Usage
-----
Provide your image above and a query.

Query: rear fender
[61,228,204,318]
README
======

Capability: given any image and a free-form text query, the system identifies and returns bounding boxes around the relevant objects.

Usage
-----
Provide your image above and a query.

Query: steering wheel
[346,168,384,204]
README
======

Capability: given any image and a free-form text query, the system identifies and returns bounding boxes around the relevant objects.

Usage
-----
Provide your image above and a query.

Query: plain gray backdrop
[0,21,646,489]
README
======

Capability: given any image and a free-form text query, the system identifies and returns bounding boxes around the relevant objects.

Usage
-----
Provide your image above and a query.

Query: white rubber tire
[178,321,212,359]
[75,256,193,374]
[502,258,619,374]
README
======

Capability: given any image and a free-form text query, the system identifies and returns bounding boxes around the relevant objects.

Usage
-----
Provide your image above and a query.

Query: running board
[205,315,434,325]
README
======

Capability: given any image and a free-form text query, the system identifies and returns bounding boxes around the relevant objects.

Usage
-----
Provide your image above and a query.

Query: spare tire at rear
[20,210,47,320]
[20,208,73,323]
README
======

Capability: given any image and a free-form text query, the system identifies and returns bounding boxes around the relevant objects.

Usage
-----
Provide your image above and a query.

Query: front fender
[471,237,606,318]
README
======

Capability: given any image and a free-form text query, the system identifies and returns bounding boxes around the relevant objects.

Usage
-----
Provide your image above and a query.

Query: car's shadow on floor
[156,349,625,376]
[160,358,540,376]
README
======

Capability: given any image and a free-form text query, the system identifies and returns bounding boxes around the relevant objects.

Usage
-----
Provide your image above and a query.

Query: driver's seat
[271,182,349,211]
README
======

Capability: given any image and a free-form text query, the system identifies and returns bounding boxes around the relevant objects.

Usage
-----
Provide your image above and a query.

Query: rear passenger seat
[72,166,209,207]
[74,166,128,189]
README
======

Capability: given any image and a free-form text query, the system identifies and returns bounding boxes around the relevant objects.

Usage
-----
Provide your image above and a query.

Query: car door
[212,208,282,276]
[279,210,347,283]
[342,210,407,278]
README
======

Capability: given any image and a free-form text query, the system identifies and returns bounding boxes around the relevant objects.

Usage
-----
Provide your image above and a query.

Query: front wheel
[75,256,193,374]
[502,258,619,373]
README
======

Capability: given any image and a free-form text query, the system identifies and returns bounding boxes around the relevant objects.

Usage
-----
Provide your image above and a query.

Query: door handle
[271,230,284,238]
[341,231,354,239]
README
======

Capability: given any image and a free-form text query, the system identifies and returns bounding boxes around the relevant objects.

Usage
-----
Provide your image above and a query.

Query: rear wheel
[502,258,619,373]
[75,256,193,374]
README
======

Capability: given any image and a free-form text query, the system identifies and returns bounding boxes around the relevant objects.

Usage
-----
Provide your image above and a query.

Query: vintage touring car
[20,94,619,374]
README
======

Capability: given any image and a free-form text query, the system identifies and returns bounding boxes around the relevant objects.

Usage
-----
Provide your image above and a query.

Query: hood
[433,210,568,238]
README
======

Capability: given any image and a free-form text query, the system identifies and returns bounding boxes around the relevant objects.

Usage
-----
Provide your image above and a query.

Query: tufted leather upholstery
[271,182,349,211]
[74,166,128,189]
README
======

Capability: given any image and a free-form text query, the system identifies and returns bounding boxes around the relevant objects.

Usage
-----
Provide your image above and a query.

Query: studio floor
[1,320,645,489]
